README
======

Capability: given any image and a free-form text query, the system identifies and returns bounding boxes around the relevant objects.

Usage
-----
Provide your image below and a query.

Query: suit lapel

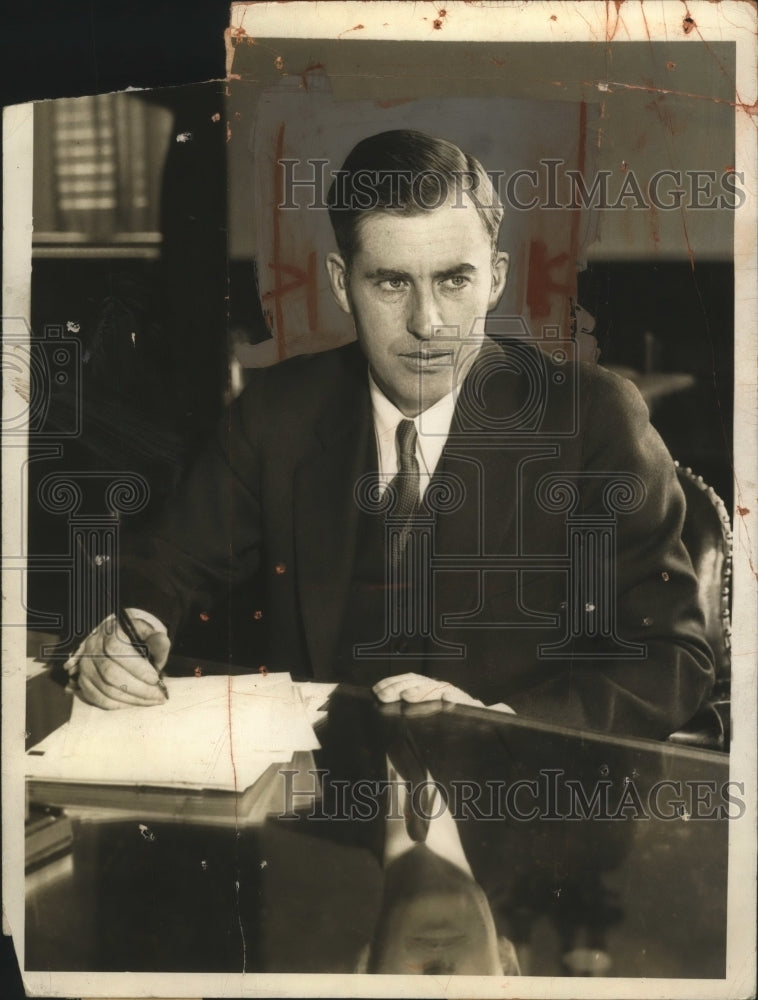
[294,359,372,677]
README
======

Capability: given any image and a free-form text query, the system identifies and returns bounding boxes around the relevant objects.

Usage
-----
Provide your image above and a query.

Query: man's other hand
[67,618,171,710]
[373,673,486,708]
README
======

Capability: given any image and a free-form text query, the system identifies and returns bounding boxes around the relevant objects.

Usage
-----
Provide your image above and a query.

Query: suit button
[274,562,287,575]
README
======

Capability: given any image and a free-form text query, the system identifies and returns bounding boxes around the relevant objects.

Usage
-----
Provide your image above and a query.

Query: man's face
[327,197,508,416]
[368,845,503,975]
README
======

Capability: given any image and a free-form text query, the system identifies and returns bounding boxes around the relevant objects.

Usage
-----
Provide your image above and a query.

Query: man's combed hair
[327,129,504,263]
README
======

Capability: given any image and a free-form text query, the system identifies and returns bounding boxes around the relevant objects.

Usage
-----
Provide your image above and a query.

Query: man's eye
[443,275,470,290]
[379,279,407,291]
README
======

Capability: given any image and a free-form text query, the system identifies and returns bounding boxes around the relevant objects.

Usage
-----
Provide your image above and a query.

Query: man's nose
[406,287,443,340]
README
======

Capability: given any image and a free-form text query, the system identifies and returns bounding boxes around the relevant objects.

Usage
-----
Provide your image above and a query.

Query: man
[68,130,714,738]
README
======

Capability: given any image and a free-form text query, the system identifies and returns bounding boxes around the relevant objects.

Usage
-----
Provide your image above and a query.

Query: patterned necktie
[388,419,420,572]
[389,419,419,517]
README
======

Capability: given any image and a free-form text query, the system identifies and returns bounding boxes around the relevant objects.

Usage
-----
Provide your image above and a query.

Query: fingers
[73,620,170,709]
[373,673,480,706]
[77,670,165,710]
[373,673,431,703]
[400,681,450,703]
[145,630,171,671]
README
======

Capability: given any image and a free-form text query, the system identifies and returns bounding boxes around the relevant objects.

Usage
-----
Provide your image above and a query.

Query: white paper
[26,673,320,790]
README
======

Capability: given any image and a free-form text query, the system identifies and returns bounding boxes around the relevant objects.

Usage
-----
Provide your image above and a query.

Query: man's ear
[488,251,509,311]
[325,253,353,316]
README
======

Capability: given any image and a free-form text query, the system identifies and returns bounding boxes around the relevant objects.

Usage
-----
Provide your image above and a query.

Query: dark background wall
[2,5,229,999]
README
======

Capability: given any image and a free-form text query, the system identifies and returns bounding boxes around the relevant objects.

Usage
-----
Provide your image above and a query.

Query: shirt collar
[368,371,457,479]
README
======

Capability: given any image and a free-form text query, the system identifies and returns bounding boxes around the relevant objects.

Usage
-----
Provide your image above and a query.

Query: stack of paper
[26,673,333,793]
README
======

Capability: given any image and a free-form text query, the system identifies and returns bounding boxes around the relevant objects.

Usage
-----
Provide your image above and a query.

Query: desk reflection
[25,669,729,978]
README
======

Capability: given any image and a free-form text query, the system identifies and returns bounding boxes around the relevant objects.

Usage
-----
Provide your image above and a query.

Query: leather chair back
[668,464,732,749]
[676,463,732,687]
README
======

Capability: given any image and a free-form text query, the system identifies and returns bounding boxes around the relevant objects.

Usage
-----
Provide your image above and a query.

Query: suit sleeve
[506,368,716,740]
[118,377,265,639]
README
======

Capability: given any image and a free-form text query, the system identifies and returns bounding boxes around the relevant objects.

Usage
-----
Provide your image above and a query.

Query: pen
[76,537,169,700]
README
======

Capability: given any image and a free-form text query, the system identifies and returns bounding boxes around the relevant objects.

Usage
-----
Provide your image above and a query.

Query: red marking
[550,14,557,20]
[339,23,364,36]
[682,15,695,34]
[666,61,677,70]
[211,112,221,123]
[253,610,263,620]
[661,572,670,582]
[299,62,325,90]
[199,612,210,622]
[258,665,268,676]
[737,506,750,516]
[226,675,240,799]
[274,55,284,70]
[526,242,571,320]
[226,122,232,143]
[231,26,247,38]
[725,166,735,173]
[194,665,203,677]
[525,101,586,325]
[266,125,320,358]
[262,253,319,338]
[274,562,287,575]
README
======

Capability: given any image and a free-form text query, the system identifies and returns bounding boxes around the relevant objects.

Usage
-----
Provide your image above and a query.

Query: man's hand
[373,673,486,708]
[67,617,171,710]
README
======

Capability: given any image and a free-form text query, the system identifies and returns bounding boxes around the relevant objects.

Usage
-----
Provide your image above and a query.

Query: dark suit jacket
[120,338,714,739]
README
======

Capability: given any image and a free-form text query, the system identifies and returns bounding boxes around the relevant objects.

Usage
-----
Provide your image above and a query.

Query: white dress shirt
[383,756,473,876]
[369,371,457,503]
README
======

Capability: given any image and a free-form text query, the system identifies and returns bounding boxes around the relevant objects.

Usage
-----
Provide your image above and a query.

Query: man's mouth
[400,349,453,367]
[409,932,468,946]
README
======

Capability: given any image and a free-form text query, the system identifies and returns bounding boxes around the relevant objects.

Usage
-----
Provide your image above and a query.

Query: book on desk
[25,671,334,828]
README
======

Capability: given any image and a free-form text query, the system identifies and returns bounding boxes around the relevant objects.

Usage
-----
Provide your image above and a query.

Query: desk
[24,656,730,978]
